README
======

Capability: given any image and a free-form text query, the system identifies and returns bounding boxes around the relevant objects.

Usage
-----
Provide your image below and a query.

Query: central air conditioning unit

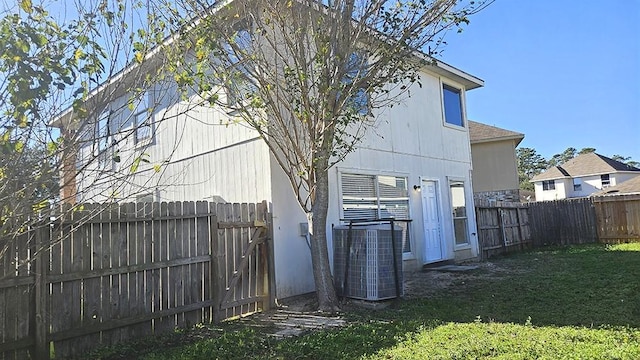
[333,224,403,301]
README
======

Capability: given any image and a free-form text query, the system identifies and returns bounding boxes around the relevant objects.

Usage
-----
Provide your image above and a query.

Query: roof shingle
[594,175,640,196]
[468,120,524,145]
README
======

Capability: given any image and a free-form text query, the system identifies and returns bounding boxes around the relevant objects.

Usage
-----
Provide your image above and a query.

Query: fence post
[515,208,524,250]
[265,210,276,308]
[591,199,601,243]
[498,208,506,252]
[257,201,275,311]
[34,225,49,360]
[209,214,224,323]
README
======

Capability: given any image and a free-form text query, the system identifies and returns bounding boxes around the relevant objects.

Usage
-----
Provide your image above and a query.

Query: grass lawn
[88,243,640,359]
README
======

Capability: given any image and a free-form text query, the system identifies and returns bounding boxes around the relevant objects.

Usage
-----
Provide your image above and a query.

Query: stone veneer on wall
[473,189,520,203]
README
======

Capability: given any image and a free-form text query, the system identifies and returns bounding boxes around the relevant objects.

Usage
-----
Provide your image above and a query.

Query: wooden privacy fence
[593,194,640,243]
[0,201,274,360]
[476,195,640,257]
[527,198,598,246]
[475,202,531,259]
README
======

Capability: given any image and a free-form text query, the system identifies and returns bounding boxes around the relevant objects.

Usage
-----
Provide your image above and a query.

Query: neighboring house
[468,121,524,203]
[51,16,484,300]
[531,152,640,201]
[593,175,640,196]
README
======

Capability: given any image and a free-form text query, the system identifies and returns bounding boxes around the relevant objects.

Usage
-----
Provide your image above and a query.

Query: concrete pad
[423,264,478,272]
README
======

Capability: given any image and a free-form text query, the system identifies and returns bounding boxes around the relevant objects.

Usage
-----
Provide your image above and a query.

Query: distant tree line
[517,147,639,191]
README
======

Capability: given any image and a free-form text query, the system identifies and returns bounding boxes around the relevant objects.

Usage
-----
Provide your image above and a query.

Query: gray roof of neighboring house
[531,152,640,182]
[593,175,640,196]
[468,120,524,145]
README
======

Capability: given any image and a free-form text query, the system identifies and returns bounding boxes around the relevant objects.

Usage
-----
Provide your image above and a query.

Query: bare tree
[158,0,489,310]
[0,0,191,270]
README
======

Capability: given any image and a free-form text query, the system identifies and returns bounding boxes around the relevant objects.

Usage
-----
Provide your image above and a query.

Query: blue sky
[440,0,640,162]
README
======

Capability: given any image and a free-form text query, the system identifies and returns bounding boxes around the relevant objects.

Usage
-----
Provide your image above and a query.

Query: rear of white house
[54,58,483,299]
[272,64,483,296]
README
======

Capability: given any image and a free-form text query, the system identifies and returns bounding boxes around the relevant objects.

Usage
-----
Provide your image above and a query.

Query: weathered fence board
[0,201,273,360]
[528,198,598,246]
[477,195,639,258]
[475,202,531,259]
[0,226,36,360]
[593,194,640,243]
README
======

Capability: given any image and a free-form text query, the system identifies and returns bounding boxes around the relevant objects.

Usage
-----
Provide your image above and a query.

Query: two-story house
[52,13,485,300]
[531,152,640,201]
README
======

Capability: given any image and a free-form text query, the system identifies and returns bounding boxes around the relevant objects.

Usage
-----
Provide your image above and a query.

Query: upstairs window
[225,28,256,108]
[95,111,111,168]
[601,174,610,188]
[443,84,463,127]
[542,180,555,191]
[134,92,153,144]
[573,178,582,191]
[342,52,370,116]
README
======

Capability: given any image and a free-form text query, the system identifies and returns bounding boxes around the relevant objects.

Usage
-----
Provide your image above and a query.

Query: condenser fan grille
[333,225,403,301]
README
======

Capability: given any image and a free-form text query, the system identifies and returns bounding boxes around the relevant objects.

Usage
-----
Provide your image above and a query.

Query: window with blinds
[341,173,411,252]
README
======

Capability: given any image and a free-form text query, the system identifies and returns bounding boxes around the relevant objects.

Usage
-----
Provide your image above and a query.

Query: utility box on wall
[333,224,403,301]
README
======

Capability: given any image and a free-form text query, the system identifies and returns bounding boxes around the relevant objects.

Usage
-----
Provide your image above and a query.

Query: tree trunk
[309,163,340,312]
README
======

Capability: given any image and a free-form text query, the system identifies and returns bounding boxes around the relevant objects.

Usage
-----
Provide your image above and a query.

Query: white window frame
[573,178,582,192]
[136,192,154,203]
[342,51,370,117]
[224,27,257,111]
[601,174,610,188]
[133,91,154,147]
[95,110,112,170]
[338,170,413,256]
[441,81,465,128]
[448,179,470,247]
[542,180,556,191]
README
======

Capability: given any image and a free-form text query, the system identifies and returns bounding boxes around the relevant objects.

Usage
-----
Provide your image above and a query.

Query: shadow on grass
[88,244,640,360]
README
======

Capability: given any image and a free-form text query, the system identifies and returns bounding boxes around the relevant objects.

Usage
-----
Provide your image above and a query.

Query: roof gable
[531,166,570,181]
[562,152,640,176]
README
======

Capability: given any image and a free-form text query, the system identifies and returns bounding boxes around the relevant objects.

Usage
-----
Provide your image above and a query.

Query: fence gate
[210,203,272,321]
[475,203,531,259]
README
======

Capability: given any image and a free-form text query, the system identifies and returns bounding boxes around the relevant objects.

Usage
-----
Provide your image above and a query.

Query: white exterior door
[422,180,444,263]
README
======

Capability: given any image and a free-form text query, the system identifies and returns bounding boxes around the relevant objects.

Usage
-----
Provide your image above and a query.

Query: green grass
[87,243,640,359]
